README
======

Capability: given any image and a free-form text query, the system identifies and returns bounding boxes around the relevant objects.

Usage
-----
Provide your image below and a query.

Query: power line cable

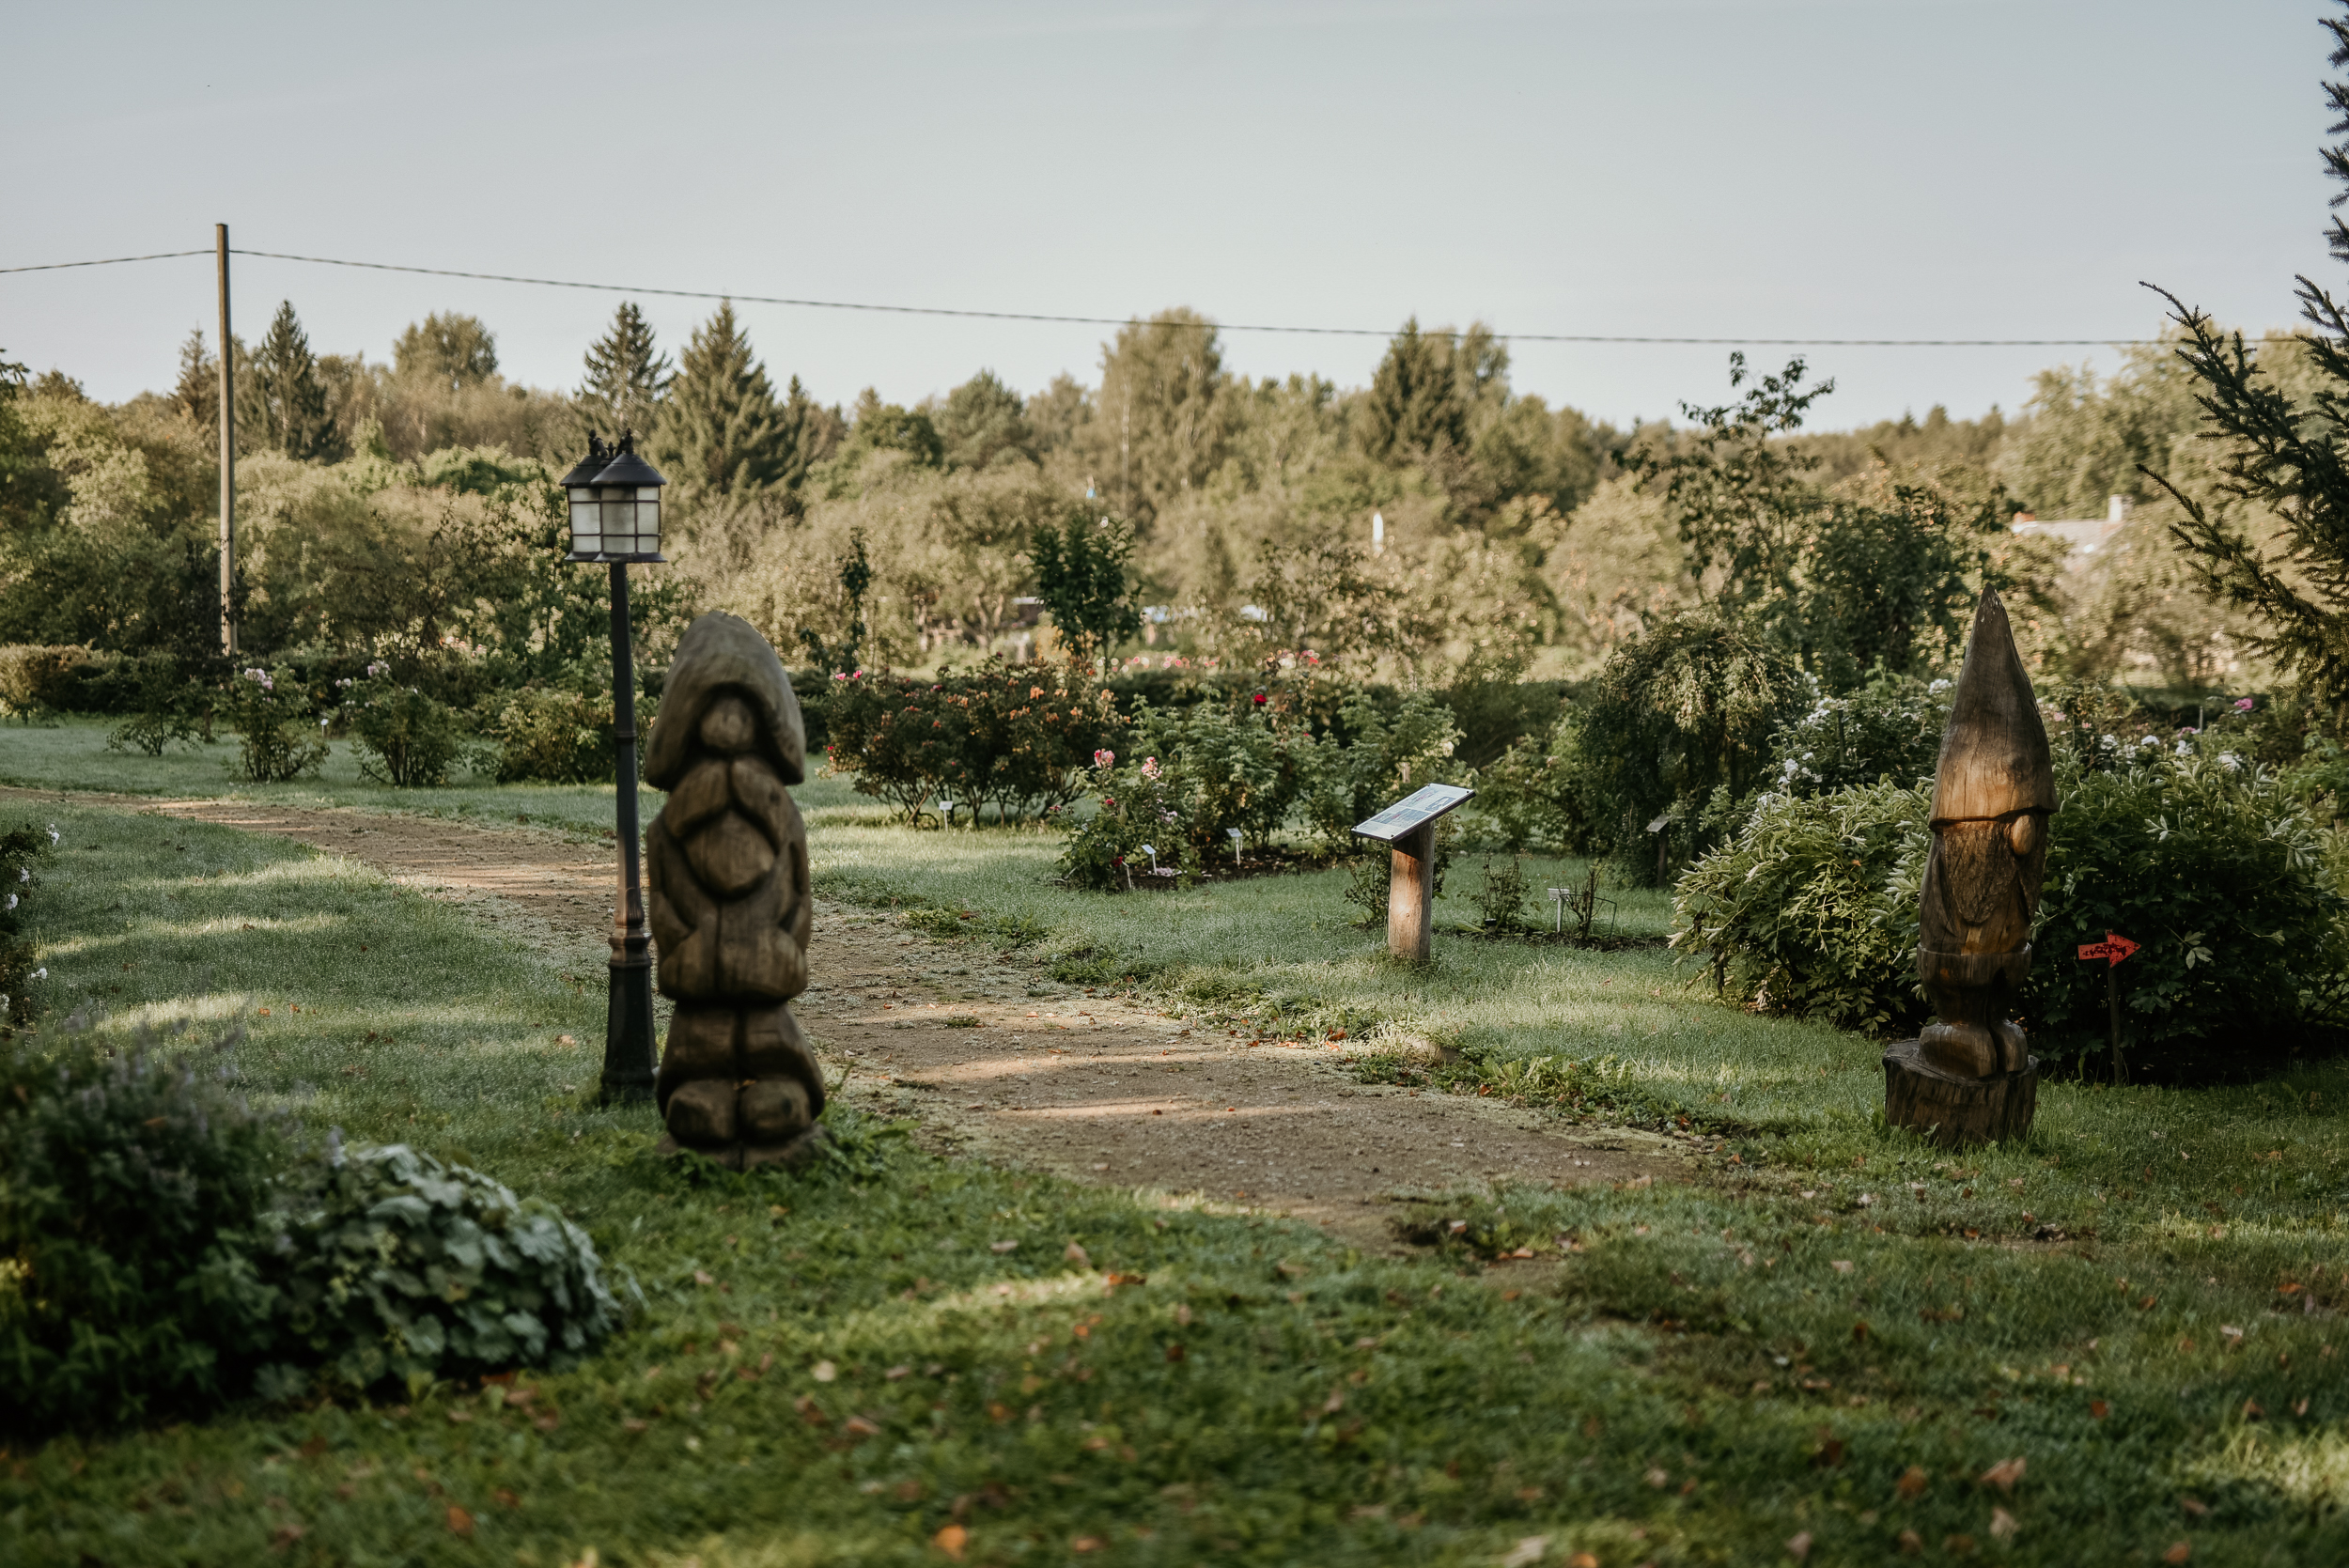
[2,242,2173,348]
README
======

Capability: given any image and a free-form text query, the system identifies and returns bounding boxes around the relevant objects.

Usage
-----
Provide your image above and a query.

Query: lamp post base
[600,960,659,1103]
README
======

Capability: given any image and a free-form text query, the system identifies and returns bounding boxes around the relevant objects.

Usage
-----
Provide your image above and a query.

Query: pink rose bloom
[1094,749,1116,768]
[2234,697,2255,712]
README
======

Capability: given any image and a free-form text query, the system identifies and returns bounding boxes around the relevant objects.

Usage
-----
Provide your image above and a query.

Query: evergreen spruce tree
[652,301,794,495]
[2153,2,2349,704]
[1359,318,1470,466]
[578,302,673,440]
[251,302,339,460]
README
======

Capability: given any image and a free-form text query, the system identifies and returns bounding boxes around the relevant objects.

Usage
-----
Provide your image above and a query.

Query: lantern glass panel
[568,487,600,554]
[600,491,632,552]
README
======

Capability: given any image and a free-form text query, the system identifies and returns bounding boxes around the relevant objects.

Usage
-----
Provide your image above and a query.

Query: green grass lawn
[6,772,2349,1563]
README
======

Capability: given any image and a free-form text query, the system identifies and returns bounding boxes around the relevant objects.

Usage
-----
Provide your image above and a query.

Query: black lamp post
[560,431,668,1101]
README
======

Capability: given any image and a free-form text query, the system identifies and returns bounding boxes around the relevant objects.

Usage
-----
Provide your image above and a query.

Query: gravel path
[14,788,1691,1238]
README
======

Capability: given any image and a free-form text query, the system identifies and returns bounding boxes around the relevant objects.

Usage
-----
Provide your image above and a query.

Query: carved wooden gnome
[642,613,826,1169]
[1884,587,2056,1146]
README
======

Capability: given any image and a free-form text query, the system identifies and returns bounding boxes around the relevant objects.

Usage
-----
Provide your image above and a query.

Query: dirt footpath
[21,790,1691,1238]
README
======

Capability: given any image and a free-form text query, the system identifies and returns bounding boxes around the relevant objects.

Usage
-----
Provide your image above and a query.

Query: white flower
[31,968,45,980]
[2219,752,2243,772]
[1928,679,1952,695]
[46,825,59,845]
[4,893,15,910]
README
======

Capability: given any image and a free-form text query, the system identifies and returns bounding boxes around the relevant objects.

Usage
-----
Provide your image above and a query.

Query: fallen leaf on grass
[1831,1260,1854,1274]
[447,1505,474,1538]
[990,1240,1019,1254]
[2181,1498,2209,1517]
[933,1523,969,1560]
[1991,1507,2017,1540]
[1896,1529,1922,1555]
[1072,1538,1104,1554]
[1897,1466,1928,1499]
[1786,1530,1813,1560]
[1979,1456,2025,1493]
[269,1524,305,1551]
[1567,1555,1598,1568]
[1065,1242,1090,1265]
[1500,1537,1548,1567]
[2090,1401,2108,1420]
[812,1360,838,1383]
[2163,1544,2191,1565]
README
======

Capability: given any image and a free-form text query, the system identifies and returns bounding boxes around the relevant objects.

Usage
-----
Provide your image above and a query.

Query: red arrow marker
[2077,932,2140,967]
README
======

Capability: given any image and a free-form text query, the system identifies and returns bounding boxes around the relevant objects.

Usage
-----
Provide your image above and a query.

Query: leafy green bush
[0,1024,289,1436]
[223,665,329,783]
[1054,751,1201,892]
[824,662,1119,824]
[1,821,50,1026]
[1670,780,1930,1036]
[1673,743,2349,1076]
[338,665,473,786]
[0,1021,630,1436]
[0,644,91,720]
[104,654,204,756]
[259,1141,630,1396]
[1300,688,1462,852]
[1764,671,1950,797]
[2033,750,2347,1079]
[1465,716,1581,851]
[486,684,614,784]
[1128,695,1316,860]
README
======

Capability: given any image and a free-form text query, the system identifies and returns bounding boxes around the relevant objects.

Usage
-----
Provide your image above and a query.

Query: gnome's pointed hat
[1928,588,2056,827]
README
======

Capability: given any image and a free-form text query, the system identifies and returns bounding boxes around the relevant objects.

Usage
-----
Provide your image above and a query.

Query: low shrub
[223,665,329,783]
[1465,715,1582,851]
[339,665,473,787]
[1672,739,2349,1076]
[1055,751,1200,892]
[259,1141,629,1397]
[824,661,1120,824]
[1670,779,1930,1036]
[1,821,50,1025]
[1300,688,1463,852]
[104,655,205,756]
[0,1023,290,1436]
[0,1021,630,1437]
[0,644,93,720]
[1128,695,1317,860]
[2032,749,2347,1079]
[486,685,614,784]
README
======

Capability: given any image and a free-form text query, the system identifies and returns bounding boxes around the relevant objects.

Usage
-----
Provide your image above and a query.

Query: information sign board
[1352,784,1475,844]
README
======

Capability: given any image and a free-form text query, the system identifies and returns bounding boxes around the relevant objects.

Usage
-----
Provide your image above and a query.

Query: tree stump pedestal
[1882,1039,2039,1148]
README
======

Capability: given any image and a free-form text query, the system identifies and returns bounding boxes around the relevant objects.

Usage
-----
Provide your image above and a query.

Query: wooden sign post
[2077,931,2139,1084]
[1354,784,1474,964]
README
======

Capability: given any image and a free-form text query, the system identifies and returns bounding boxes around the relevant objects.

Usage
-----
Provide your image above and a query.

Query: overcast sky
[5,0,2334,430]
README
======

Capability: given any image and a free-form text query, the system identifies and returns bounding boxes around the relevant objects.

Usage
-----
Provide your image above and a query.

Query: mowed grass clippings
[0,798,2339,1561]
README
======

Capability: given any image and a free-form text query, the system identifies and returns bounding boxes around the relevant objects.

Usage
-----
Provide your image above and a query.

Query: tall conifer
[653,301,794,495]
[251,303,339,461]
[579,302,673,440]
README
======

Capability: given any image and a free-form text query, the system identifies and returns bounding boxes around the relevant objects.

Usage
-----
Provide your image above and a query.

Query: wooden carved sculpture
[1883,588,2057,1146]
[642,613,826,1169]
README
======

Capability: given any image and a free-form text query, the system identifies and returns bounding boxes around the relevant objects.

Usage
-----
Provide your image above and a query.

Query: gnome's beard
[1915,815,2046,1078]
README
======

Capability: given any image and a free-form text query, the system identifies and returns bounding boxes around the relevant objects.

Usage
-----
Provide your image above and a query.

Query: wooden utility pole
[1388,822,1435,964]
[215,223,236,655]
